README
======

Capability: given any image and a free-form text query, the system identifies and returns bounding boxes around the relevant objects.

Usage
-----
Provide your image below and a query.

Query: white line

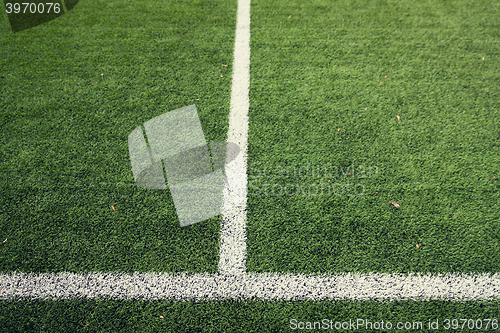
[218,0,251,275]
[1,272,499,300]
[1,0,500,303]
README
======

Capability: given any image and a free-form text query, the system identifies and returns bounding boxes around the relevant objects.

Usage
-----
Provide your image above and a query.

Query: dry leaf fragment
[364,108,367,110]
[288,15,292,18]
[222,64,227,67]
[337,128,341,132]
[100,73,103,77]
[347,172,352,176]
[396,115,400,121]
[195,98,199,101]
[482,57,485,60]
[2,238,6,243]
[220,74,223,78]
[111,206,116,211]
[416,244,420,249]
[159,315,164,319]
[388,201,400,208]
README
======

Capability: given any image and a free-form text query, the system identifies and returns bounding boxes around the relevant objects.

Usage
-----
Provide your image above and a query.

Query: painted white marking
[218,0,251,275]
[1,0,499,303]
[1,272,499,300]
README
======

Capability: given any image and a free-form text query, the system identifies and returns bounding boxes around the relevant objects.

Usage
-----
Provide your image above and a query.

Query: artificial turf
[246,0,500,274]
[1,0,500,331]
[1,299,499,332]
[0,0,237,273]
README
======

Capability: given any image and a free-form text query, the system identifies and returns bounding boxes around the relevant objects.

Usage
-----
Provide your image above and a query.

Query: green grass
[0,0,237,273]
[246,0,500,274]
[1,299,499,332]
[1,0,500,331]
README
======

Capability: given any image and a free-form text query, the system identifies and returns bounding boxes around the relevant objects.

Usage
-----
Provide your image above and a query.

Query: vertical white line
[219,0,251,275]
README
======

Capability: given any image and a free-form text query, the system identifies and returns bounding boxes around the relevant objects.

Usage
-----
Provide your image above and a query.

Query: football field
[1,0,500,331]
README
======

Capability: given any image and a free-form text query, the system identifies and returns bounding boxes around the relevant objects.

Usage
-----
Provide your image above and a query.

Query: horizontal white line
[2,0,497,305]
[1,272,499,301]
